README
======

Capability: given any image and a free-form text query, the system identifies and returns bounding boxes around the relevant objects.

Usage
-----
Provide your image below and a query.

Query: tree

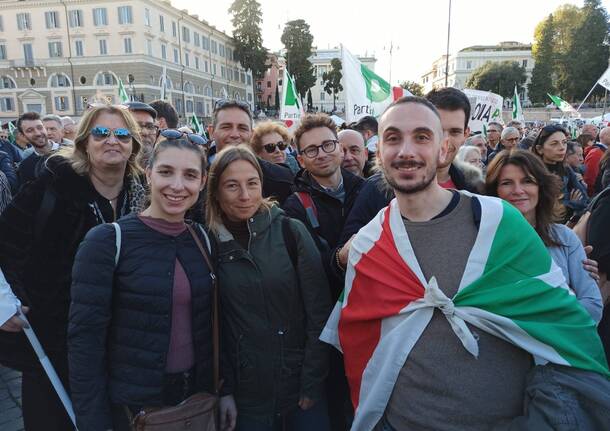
[307,89,313,111]
[399,80,424,97]
[322,58,343,112]
[566,0,609,100]
[281,19,316,99]
[229,0,268,79]
[529,14,556,103]
[465,61,527,99]
[274,84,280,111]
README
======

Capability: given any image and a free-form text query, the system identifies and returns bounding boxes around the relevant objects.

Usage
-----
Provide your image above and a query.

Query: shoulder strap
[34,186,56,244]
[281,216,298,270]
[295,191,319,229]
[186,224,219,395]
[111,222,121,266]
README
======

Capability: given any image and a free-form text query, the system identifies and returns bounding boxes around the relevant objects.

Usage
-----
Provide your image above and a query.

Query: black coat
[0,156,145,352]
[0,150,17,193]
[68,215,215,430]
[282,169,364,300]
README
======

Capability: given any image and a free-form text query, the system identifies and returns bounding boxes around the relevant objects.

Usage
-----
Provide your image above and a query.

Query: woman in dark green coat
[206,145,332,431]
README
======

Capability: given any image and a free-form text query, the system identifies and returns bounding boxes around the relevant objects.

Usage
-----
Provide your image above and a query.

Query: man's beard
[382,159,437,195]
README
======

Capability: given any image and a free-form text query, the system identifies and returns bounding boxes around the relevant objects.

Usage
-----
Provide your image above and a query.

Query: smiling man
[17,112,60,187]
[339,129,370,178]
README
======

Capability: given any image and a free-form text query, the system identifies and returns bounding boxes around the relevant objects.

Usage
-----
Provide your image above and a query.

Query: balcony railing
[10,59,41,68]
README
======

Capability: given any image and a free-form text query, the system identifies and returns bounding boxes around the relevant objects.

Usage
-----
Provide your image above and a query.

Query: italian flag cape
[320,194,609,431]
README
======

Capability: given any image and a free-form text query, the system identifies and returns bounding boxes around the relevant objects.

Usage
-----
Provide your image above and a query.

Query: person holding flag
[321,96,610,431]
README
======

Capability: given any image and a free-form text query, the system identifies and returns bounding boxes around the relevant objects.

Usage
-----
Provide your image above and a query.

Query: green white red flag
[341,45,411,123]
[279,68,304,132]
[118,78,129,104]
[321,193,609,431]
[512,85,524,122]
[548,93,579,116]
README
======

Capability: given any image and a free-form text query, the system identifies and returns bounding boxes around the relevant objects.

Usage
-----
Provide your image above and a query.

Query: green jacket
[215,205,331,422]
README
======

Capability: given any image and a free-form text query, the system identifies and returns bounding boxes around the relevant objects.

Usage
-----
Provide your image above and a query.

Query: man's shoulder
[258,158,294,183]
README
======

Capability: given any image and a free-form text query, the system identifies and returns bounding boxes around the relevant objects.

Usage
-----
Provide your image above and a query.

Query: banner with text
[463,89,504,133]
[280,68,304,132]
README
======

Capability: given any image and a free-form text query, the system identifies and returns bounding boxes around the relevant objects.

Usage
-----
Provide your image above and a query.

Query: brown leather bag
[130,225,220,431]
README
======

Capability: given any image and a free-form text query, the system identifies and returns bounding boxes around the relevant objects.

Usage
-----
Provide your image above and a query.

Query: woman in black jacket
[69,137,237,431]
[0,105,146,431]
[206,145,332,431]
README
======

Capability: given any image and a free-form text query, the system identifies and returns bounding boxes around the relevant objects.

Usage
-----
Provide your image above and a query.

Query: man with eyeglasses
[123,102,158,168]
[338,129,371,178]
[209,100,294,204]
[283,113,364,431]
[487,127,520,163]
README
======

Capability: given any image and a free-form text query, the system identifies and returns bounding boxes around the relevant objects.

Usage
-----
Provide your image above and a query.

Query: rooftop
[460,41,532,52]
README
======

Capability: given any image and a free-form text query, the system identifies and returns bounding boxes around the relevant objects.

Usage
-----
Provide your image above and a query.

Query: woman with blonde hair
[206,145,331,430]
[250,121,300,173]
[0,104,146,430]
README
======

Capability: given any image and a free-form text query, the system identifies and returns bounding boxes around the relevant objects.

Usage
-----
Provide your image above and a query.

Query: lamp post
[444,0,452,87]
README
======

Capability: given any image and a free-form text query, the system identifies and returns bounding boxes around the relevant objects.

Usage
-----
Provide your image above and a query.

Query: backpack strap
[281,216,298,270]
[111,222,121,266]
[295,191,319,229]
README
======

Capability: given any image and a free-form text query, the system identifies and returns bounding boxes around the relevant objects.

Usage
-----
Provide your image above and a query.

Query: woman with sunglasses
[486,150,602,322]
[206,145,332,431]
[531,125,589,222]
[0,105,146,430]
[69,137,237,431]
[250,121,300,174]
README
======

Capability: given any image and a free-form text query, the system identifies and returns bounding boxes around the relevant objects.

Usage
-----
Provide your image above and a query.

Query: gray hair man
[338,129,369,177]
[42,114,73,146]
[464,134,488,163]
[61,116,77,141]
[487,127,520,163]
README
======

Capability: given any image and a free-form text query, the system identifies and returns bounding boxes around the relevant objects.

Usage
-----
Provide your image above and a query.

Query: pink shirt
[139,215,194,373]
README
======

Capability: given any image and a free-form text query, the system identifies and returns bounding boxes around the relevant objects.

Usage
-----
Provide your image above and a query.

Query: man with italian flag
[321,96,610,431]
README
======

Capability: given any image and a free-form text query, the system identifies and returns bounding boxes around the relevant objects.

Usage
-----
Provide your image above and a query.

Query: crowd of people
[0,87,608,431]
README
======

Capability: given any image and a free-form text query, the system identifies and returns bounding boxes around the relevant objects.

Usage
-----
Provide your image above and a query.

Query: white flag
[280,69,304,132]
[597,65,610,91]
[512,85,524,123]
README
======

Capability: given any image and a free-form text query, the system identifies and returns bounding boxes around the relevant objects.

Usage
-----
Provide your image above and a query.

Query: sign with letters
[463,89,504,133]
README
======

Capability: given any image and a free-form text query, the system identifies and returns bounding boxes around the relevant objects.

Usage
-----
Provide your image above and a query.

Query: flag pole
[577,82,598,112]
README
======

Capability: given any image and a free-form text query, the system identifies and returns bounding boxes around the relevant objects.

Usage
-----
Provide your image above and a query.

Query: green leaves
[229,0,267,79]
[281,20,316,100]
[465,61,527,99]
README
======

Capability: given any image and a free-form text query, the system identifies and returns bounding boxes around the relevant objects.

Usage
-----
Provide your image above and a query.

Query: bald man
[339,129,369,177]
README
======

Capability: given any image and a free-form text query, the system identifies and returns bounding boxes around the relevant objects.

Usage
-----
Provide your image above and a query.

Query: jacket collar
[217,205,282,243]
[293,168,362,197]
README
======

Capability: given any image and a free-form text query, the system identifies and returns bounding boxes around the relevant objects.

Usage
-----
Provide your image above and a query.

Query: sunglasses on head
[159,129,208,146]
[263,141,287,153]
[213,99,251,113]
[90,126,132,143]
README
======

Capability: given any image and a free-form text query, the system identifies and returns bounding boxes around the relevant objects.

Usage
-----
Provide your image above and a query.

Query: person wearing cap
[123,101,159,168]
[353,115,379,153]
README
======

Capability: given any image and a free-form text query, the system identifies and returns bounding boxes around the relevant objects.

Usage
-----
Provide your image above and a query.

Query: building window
[54,96,69,111]
[96,72,117,86]
[144,8,151,26]
[320,92,325,101]
[123,38,132,54]
[161,44,167,60]
[247,75,252,85]
[184,53,189,67]
[227,47,232,61]
[99,39,108,55]
[266,81,271,88]
[74,40,84,56]
[194,32,200,47]
[93,8,107,26]
[522,59,528,68]
[212,63,217,76]
[69,10,84,28]
[173,48,179,64]
[118,6,133,25]
[466,60,472,70]
[0,76,16,89]
[45,11,61,29]
[174,98,183,113]
[195,56,200,70]
[202,36,209,50]
[1,97,15,112]
[50,73,70,87]
[219,44,225,57]
[48,41,63,58]
[146,39,153,56]
[196,101,204,115]
[186,100,194,113]
[23,44,34,63]
[204,61,209,73]
[17,13,32,31]
[0,45,6,60]
[76,96,88,111]
[0,15,3,32]
[211,40,217,54]
[221,65,225,78]
[172,21,177,37]
[159,15,165,32]
[182,27,190,43]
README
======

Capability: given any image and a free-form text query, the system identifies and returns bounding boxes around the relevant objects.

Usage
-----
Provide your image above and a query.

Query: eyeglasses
[300,139,338,158]
[159,129,208,146]
[138,122,159,133]
[90,126,132,143]
[263,141,288,153]
[213,99,251,113]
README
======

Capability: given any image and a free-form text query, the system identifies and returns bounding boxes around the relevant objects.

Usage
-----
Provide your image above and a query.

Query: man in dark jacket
[282,113,363,431]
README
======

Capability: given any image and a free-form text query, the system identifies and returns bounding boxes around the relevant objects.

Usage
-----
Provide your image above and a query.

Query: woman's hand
[570,188,584,202]
[583,246,600,283]
[0,306,29,332]
[219,394,237,431]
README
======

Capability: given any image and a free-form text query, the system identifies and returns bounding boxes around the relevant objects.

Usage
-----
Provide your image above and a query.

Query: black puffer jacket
[0,156,145,354]
[68,214,215,431]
